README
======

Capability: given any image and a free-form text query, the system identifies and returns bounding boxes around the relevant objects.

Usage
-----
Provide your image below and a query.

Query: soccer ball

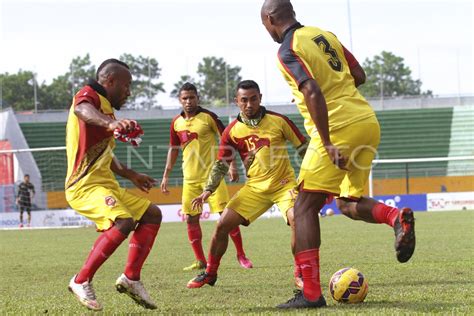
[329,267,368,303]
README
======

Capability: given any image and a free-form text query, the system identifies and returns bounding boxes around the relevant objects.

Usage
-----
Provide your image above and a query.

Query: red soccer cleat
[237,254,253,269]
[394,207,416,263]
[187,272,217,289]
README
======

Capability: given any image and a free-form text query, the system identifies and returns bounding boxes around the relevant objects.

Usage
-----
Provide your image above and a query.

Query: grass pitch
[0,211,472,314]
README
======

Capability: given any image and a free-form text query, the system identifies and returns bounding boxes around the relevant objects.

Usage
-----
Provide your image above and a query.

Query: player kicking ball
[65,59,161,311]
[187,80,308,289]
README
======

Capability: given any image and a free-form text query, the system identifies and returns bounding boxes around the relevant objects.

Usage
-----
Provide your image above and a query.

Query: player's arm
[110,158,156,193]
[161,147,179,194]
[161,121,181,193]
[191,129,236,210]
[74,102,135,132]
[30,184,35,199]
[300,79,348,169]
[342,45,366,87]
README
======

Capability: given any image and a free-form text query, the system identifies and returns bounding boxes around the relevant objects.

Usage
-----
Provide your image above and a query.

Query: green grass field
[1,211,473,314]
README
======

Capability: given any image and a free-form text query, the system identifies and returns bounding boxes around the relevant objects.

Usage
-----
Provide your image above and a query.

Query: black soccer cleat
[394,207,416,263]
[187,272,217,288]
[277,290,327,309]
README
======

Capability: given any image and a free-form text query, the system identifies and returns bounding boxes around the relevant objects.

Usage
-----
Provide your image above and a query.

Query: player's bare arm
[228,160,240,182]
[74,102,135,132]
[191,159,230,210]
[300,79,348,170]
[110,159,156,193]
[161,147,180,194]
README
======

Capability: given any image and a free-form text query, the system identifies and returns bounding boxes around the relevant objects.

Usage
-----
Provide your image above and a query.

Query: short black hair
[96,59,130,80]
[24,174,29,177]
[236,80,260,94]
[178,82,198,96]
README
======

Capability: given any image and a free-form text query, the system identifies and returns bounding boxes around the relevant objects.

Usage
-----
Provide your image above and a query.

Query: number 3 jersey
[218,108,306,192]
[277,23,375,137]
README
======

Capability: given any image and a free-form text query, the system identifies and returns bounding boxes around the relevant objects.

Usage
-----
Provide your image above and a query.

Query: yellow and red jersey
[170,107,225,183]
[218,108,305,192]
[65,81,118,193]
[277,23,375,137]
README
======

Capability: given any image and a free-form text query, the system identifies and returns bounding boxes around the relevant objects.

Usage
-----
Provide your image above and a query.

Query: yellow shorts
[182,180,229,216]
[298,117,380,199]
[66,186,151,231]
[226,179,297,224]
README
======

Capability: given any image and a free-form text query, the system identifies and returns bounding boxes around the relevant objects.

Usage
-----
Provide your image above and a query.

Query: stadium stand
[15,106,473,206]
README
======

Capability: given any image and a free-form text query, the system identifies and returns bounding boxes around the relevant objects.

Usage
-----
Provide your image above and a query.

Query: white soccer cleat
[115,273,157,309]
[68,275,103,311]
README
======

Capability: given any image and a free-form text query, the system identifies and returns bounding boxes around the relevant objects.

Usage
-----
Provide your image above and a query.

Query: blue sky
[1,0,472,108]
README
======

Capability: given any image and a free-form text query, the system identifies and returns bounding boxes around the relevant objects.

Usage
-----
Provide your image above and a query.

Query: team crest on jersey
[177,130,199,147]
[105,196,116,207]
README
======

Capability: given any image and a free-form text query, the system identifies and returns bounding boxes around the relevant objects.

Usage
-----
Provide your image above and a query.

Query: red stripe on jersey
[342,45,359,69]
[217,119,239,163]
[169,115,181,146]
[266,110,306,143]
[290,35,313,81]
[72,87,112,174]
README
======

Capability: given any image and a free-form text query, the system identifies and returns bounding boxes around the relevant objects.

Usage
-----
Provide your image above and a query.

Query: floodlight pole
[347,0,353,51]
[33,73,38,113]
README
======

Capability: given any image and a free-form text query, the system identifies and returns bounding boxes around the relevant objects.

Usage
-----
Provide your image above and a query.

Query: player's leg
[187,185,272,288]
[67,187,134,311]
[26,207,31,227]
[75,217,134,284]
[183,213,207,270]
[182,182,207,271]
[336,120,415,263]
[19,207,24,228]
[278,138,345,308]
[187,207,247,288]
[210,180,252,269]
[117,189,162,309]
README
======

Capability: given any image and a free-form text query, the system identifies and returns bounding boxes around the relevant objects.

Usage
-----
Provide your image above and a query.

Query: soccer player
[261,0,416,308]
[65,59,161,311]
[17,174,35,228]
[186,80,307,289]
[161,82,253,271]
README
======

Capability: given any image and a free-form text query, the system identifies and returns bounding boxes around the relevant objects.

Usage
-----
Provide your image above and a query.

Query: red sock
[125,223,160,281]
[205,253,222,276]
[187,223,206,263]
[294,260,301,278]
[372,203,399,227]
[229,226,245,256]
[76,226,127,283]
[296,249,321,301]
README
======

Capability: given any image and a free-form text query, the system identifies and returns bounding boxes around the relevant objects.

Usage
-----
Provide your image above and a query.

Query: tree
[69,54,96,97]
[170,75,196,98]
[196,57,242,106]
[119,53,165,110]
[0,70,38,111]
[358,51,431,98]
[38,75,71,110]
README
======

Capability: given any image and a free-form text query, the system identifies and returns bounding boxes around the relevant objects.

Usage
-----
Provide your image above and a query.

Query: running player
[186,80,307,289]
[65,59,161,311]
[261,0,416,308]
[161,82,253,271]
